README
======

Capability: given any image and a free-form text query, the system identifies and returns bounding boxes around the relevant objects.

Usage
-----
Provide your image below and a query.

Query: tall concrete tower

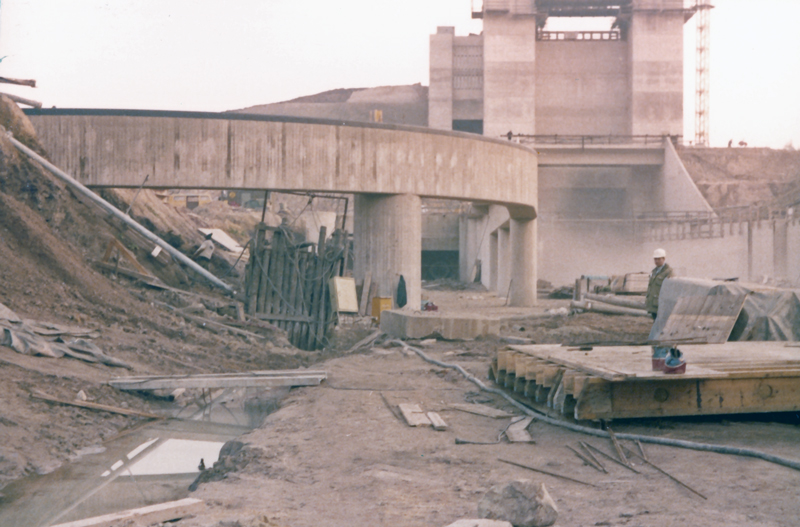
[430,0,692,139]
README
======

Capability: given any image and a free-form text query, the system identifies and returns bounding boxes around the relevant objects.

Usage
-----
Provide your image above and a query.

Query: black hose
[394,339,800,472]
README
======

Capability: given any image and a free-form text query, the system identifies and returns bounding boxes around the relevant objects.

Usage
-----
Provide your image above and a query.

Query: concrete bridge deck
[25,109,539,308]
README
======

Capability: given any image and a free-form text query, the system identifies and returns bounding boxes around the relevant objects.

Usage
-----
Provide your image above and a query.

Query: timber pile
[493,343,800,420]
[244,225,346,350]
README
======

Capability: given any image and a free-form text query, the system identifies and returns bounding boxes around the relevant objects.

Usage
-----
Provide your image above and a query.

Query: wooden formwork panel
[494,343,800,421]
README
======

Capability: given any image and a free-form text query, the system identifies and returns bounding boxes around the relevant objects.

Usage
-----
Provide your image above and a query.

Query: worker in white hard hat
[645,248,673,320]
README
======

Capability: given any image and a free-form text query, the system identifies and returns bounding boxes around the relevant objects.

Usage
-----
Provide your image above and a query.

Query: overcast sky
[0,0,797,148]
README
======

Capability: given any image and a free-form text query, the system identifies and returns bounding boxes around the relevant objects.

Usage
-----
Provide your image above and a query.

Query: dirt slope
[0,96,314,490]
[678,146,800,208]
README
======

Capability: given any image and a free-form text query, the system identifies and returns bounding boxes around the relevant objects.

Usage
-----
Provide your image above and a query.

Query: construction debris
[0,303,131,368]
[498,458,596,488]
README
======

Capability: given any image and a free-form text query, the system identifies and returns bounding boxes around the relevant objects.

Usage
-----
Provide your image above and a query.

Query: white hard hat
[653,248,666,259]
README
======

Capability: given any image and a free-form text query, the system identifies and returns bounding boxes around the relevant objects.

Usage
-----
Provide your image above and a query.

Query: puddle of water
[121,439,225,476]
[0,387,281,527]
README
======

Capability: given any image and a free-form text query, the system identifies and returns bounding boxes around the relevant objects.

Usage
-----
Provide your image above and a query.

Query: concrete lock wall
[535,40,630,135]
[27,110,539,306]
[539,218,800,287]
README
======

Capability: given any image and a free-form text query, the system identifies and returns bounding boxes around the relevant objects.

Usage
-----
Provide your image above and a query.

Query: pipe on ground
[584,293,647,311]
[571,299,649,317]
[395,339,800,473]
[5,130,234,294]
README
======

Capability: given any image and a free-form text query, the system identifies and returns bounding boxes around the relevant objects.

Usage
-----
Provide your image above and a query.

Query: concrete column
[774,219,789,279]
[489,231,499,292]
[509,217,537,306]
[497,226,511,298]
[629,2,684,136]
[354,193,421,310]
[482,14,537,138]
[429,27,454,130]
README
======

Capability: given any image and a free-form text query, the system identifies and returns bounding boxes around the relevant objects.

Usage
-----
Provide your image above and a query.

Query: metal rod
[5,130,234,293]
[498,458,598,487]
[566,445,605,473]
[124,174,149,216]
[582,442,640,474]
[579,441,607,473]
[607,427,631,467]
[261,190,270,223]
[623,446,707,500]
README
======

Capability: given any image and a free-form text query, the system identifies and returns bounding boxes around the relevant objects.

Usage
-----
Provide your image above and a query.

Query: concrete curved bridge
[26,109,539,307]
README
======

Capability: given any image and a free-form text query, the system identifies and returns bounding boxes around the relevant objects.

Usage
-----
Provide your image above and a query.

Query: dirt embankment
[0,95,321,490]
[678,147,800,208]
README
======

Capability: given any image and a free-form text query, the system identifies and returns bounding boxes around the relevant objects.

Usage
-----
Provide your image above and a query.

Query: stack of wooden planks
[493,342,800,420]
[244,225,346,350]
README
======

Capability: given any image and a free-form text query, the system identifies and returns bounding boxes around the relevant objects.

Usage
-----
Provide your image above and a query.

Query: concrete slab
[380,310,501,340]
[444,520,513,527]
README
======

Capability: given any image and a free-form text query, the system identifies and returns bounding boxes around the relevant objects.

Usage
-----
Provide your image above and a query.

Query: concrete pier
[509,217,537,307]
[353,194,422,310]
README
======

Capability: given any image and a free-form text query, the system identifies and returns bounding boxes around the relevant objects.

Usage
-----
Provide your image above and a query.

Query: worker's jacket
[645,263,674,314]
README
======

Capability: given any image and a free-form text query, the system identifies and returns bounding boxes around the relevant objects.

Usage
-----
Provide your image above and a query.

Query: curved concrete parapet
[25,109,537,219]
[25,109,539,307]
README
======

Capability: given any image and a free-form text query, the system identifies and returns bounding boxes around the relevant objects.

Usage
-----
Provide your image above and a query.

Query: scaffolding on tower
[694,0,712,147]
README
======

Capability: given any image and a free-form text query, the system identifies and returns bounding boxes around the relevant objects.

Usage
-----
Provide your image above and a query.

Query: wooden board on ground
[51,497,204,527]
[426,411,448,431]
[450,403,515,419]
[398,403,432,427]
[505,416,534,443]
[109,370,327,391]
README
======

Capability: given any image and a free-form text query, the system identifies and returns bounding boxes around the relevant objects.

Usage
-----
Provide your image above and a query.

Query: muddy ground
[175,303,800,527]
[1,96,800,526]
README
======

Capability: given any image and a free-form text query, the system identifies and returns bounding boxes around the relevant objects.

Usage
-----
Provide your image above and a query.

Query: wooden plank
[307,228,326,349]
[31,391,162,419]
[272,233,289,331]
[109,371,327,390]
[505,417,534,443]
[264,233,283,322]
[426,411,448,431]
[298,252,316,349]
[574,380,613,420]
[51,498,204,527]
[398,403,432,427]
[450,403,515,419]
[359,271,372,316]
[546,370,564,408]
[256,247,271,315]
[287,250,306,344]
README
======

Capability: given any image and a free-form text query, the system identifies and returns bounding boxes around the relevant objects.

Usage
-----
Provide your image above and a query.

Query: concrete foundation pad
[380,310,501,340]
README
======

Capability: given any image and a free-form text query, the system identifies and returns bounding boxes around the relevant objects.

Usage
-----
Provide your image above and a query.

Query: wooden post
[246,224,266,315]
